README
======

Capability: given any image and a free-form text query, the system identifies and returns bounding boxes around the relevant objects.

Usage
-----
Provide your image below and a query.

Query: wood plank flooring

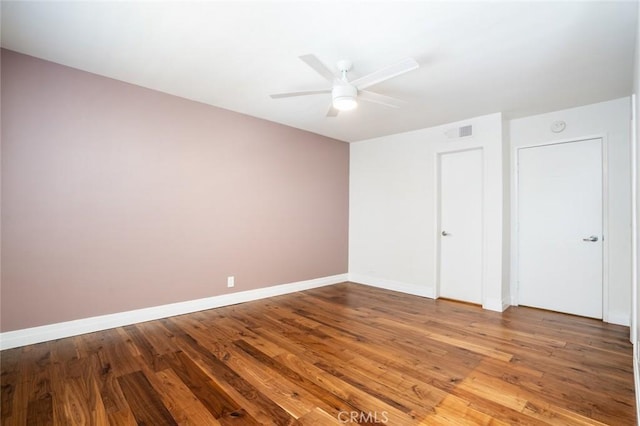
[1,282,635,425]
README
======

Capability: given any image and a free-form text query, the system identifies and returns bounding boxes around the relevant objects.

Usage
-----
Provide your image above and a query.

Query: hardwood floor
[1,282,635,425]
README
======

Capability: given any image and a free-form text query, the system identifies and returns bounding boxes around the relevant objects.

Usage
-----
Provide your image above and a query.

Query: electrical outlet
[227,276,235,288]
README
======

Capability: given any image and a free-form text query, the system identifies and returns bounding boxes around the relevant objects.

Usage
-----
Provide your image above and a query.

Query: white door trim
[511,135,609,321]
[435,147,485,302]
[630,93,638,343]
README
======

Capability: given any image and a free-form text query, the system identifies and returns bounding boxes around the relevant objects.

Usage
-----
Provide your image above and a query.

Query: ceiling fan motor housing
[332,84,358,110]
[332,84,357,99]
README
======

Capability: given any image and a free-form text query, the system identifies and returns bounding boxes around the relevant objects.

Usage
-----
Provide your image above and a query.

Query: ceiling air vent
[445,124,473,139]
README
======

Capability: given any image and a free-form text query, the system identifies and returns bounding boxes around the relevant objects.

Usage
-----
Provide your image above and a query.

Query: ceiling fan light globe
[333,96,358,111]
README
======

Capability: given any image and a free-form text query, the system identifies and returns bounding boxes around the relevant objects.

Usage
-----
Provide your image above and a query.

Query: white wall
[509,97,632,325]
[350,98,631,322]
[502,120,512,305]
[632,0,640,346]
[349,113,508,311]
[631,1,640,418]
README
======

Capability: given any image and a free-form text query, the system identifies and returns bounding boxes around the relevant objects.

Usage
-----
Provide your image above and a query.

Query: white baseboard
[350,274,513,312]
[0,273,348,350]
[483,297,510,313]
[348,273,435,298]
[607,311,631,326]
[635,344,640,424]
[510,297,629,325]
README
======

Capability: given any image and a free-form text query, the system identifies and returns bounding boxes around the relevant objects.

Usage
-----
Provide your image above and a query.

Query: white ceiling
[1,1,638,142]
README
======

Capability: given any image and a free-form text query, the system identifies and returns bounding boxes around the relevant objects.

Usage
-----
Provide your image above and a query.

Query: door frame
[512,135,609,321]
[435,147,485,303]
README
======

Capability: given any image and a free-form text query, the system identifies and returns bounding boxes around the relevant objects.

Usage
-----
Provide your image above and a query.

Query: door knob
[582,236,599,242]
[441,231,451,236]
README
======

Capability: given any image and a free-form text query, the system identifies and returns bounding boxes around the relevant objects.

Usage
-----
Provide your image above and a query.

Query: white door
[518,138,603,318]
[439,149,483,304]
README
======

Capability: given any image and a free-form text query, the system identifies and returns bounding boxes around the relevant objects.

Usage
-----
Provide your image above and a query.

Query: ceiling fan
[270,54,419,117]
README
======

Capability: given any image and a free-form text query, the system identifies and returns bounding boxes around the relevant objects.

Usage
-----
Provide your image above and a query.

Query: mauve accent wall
[0,49,349,332]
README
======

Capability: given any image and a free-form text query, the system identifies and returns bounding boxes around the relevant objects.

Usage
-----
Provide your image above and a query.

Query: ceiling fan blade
[326,104,339,117]
[351,58,419,91]
[358,90,407,108]
[299,54,336,83]
[270,89,331,99]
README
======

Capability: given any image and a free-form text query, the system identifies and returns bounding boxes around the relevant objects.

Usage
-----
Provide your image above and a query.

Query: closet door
[438,148,483,304]
[518,138,603,318]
